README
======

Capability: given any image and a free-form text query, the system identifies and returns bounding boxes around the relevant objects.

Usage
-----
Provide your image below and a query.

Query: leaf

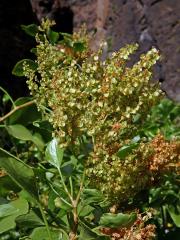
[0,203,17,218]
[6,124,33,141]
[30,227,67,240]
[0,197,29,234]
[6,124,44,149]
[99,212,137,228]
[73,42,86,52]
[117,143,138,159]
[45,138,64,169]
[0,175,21,197]
[21,24,38,37]
[78,204,94,217]
[132,135,141,143]
[79,220,108,240]
[12,59,37,77]
[82,189,105,205]
[0,148,39,200]
[32,133,45,150]
[32,120,53,143]
[167,205,180,227]
[54,197,72,211]
[47,29,59,44]
[61,161,74,176]
[2,94,10,105]
[16,210,44,228]
[79,226,97,240]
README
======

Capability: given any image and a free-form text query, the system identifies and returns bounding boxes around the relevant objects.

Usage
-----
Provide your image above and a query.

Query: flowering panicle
[23,20,179,204]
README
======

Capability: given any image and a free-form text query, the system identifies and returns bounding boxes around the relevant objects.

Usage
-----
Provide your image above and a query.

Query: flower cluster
[86,143,151,203]
[25,21,162,149]
[87,134,179,203]
[24,20,179,204]
[149,134,180,173]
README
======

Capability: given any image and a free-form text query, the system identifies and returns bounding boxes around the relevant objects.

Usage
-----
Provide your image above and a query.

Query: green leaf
[61,161,74,176]
[82,189,105,205]
[6,124,33,141]
[78,204,94,217]
[0,175,21,197]
[30,227,67,240]
[73,42,86,52]
[167,205,180,227]
[2,93,10,105]
[117,143,138,159]
[21,24,38,37]
[79,226,97,240]
[16,210,44,228]
[32,132,45,150]
[79,221,108,240]
[0,148,39,200]
[47,29,59,44]
[45,138,64,169]
[54,197,72,211]
[12,59,37,77]
[99,212,137,228]
[0,197,29,234]
[0,203,17,218]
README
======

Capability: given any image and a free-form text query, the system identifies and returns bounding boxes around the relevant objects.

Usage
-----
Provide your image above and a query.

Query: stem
[0,86,16,108]
[75,171,85,204]
[38,203,53,240]
[161,205,166,232]
[58,167,73,203]
[69,177,73,197]
[0,100,36,123]
[49,182,72,207]
[39,104,52,113]
[69,171,86,239]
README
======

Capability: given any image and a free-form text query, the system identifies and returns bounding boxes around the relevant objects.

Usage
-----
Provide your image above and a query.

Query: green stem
[58,167,73,203]
[38,203,53,240]
[75,171,85,204]
[0,86,16,108]
[49,183,72,207]
[39,104,52,113]
[161,205,166,232]
[69,177,73,197]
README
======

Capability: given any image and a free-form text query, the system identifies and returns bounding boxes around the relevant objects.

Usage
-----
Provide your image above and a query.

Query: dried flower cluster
[100,212,156,240]
[24,20,179,204]
[149,134,180,173]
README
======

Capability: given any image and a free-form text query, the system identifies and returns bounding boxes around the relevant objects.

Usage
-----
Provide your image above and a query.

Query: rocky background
[0,0,179,100]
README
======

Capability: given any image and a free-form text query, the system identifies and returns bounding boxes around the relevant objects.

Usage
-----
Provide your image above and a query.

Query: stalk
[38,202,53,240]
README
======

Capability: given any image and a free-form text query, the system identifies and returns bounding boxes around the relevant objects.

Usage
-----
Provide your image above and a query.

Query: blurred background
[0,0,179,100]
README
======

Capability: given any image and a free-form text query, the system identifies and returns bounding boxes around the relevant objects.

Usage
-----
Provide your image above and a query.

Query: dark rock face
[104,0,180,101]
[0,0,179,100]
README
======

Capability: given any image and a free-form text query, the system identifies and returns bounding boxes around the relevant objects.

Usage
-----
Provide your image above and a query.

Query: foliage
[0,19,179,239]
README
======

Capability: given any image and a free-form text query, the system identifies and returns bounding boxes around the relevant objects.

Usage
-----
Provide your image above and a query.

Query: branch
[0,100,36,123]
